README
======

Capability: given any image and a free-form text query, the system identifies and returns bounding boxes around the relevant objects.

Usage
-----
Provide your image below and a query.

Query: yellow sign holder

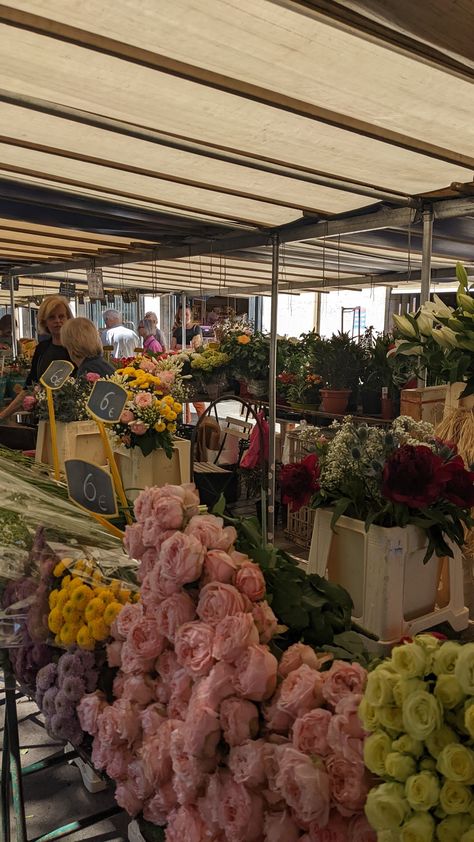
[96,421,133,525]
[39,360,74,482]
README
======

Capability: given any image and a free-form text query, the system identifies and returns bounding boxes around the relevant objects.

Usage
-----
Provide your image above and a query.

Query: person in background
[102,309,139,359]
[171,305,205,419]
[0,314,12,349]
[138,318,163,355]
[60,317,114,379]
[145,310,167,351]
[0,294,73,421]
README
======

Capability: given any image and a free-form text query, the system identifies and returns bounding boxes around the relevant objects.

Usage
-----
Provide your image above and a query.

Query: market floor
[0,682,130,842]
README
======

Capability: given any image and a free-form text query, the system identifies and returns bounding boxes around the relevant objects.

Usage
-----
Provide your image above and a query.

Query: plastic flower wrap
[47,556,139,650]
[78,483,375,839]
[110,354,186,457]
[362,635,474,841]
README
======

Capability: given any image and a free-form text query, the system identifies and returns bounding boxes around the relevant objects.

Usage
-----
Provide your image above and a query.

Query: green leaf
[212,494,226,517]
[330,498,351,529]
[456,262,469,289]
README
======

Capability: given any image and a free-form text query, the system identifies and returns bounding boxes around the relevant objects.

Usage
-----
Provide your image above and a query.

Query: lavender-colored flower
[42,686,59,716]
[36,662,58,692]
[74,650,96,671]
[57,653,76,680]
[49,712,83,744]
[61,675,86,702]
[85,669,99,693]
[54,689,73,717]
[35,689,45,709]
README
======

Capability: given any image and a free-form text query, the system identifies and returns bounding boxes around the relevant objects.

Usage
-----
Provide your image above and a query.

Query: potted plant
[360,331,399,416]
[190,348,230,400]
[222,331,270,397]
[317,333,366,414]
[286,370,324,410]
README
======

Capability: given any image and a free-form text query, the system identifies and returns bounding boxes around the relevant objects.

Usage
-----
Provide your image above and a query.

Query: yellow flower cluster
[47,558,137,650]
[118,366,164,393]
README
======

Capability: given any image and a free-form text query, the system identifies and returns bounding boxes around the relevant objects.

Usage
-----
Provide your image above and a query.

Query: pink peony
[168,668,193,719]
[156,649,180,683]
[115,780,143,816]
[98,698,141,747]
[278,664,324,718]
[228,739,266,788]
[175,621,215,677]
[137,547,159,582]
[85,371,101,383]
[120,409,135,424]
[275,746,330,826]
[142,519,176,553]
[140,719,180,786]
[129,420,148,435]
[197,582,249,627]
[77,691,107,736]
[143,781,178,825]
[165,805,212,842]
[212,612,259,663]
[128,758,153,801]
[170,726,209,804]
[143,564,180,605]
[124,522,145,559]
[126,616,166,661]
[292,709,332,756]
[263,809,300,842]
[185,514,230,549]
[234,561,266,602]
[140,702,166,738]
[183,701,221,758]
[347,814,377,842]
[309,810,347,842]
[23,395,37,410]
[106,746,134,781]
[220,697,259,746]
[263,689,293,734]
[278,643,332,678]
[91,738,111,771]
[121,674,156,707]
[134,483,199,525]
[106,640,123,667]
[134,391,153,408]
[159,532,205,588]
[155,591,197,642]
[325,754,370,817]
[218,772,264,842]
[204,661,236,708]
[322,661,366,710]
[234,644,278,701]
[202,549,238,584]
[113,601,143,640]
[120,639,155,675]
[197,772,223,834]
[251,600,278,644]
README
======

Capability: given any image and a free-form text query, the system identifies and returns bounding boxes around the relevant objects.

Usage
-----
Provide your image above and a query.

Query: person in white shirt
[102,309,139,359]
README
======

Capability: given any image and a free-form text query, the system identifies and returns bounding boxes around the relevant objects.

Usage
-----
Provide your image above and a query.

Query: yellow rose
[385,752,417,782]
[48,607,63,634]
[433,641,462,676]
[425,724,459,759]
[364,731,392,776]
[437,815,472,842]
[365,668,398,707]
[402,691,442,740]
[154,421,166,433]
[393,678,426,707]
[358,697,379,731]
[465,701,474,739]
[392,735,423,758]
[378,706,404,734]
[456,644,474,695]
[414,633,442,655]
[167,423,176,432]
[399,812,435,842]
[419,757,437,772]
[364,782,410,831]
[405,771,440,812]
[434,674,465,709]
[461,828,474,842]
[392,642,428,679]
[76,625,95,650]
[440,780,472,814]
[437,744,474,783]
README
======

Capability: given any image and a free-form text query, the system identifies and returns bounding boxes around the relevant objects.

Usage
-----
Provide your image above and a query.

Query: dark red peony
[442,455,474,508]
[279,454,320,512]
[382,444,448,509]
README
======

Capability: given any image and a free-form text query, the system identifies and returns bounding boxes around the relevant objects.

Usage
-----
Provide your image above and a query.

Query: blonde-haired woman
[0,294,73,420]
[61,318,114,378]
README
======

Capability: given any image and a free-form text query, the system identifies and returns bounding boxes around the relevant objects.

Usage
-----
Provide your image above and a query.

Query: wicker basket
[286,505,316,549]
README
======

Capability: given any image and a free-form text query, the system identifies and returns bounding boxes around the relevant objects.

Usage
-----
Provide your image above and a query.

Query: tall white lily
[431,325,458,349]
[416,311,435,337]
[392,313,417,339]
[457,292,474,315]
[421,295,454,320]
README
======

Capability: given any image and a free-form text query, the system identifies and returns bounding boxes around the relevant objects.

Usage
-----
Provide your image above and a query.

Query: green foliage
[317,332,366,390]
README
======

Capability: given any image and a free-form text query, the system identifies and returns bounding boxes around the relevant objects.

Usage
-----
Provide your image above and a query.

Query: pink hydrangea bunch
[78,483,375,841]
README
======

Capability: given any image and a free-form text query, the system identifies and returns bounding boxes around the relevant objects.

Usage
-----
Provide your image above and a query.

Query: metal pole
[9,278,17,357]
[267,234,279,544]
[180,291,186,350]
[420,207,433,303]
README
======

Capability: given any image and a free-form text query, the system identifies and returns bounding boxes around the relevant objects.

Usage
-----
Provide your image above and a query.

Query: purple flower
[42,686,59,716]
[61,675,86,702]
[57,653,76,680]
[74,650,96,672]
[85,670,99,693]
[35,689,45,709]
[54,690,73,717]
[49,713,83,744]
[36,662,58,692]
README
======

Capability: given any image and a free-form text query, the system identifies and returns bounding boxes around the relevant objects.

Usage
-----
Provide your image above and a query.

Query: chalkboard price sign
[40,360,74,390]
[87,380,128,423]
[64,459,118,518]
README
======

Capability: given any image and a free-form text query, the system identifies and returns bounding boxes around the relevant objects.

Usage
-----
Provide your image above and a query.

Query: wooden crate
[114,439,191,502]
[286,430,317,464]
[286,504,316,549]
[35,420,106,471]
[400,385,447,425]
[443,382,474,416]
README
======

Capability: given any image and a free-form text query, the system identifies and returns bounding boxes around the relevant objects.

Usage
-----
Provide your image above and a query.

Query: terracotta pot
[320,389,352,414]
